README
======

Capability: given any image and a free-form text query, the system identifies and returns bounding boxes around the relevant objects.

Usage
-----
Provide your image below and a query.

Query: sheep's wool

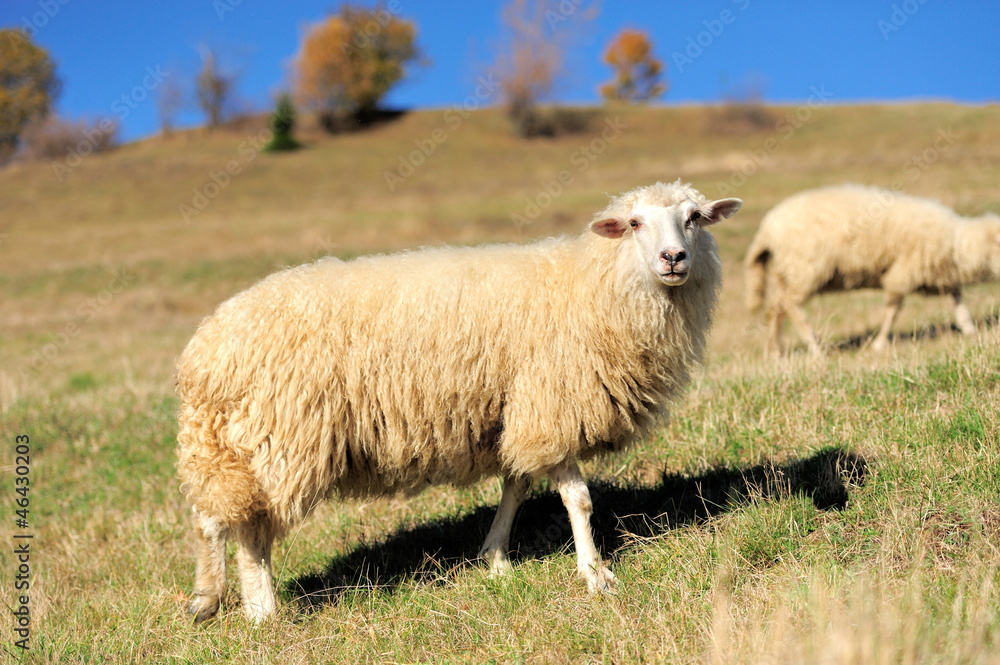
[177,181,721,535]
[176,181,737,623]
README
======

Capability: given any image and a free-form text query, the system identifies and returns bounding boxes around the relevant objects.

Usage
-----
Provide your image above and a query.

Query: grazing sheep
[176,180,742,622]
[745,183,1000,355]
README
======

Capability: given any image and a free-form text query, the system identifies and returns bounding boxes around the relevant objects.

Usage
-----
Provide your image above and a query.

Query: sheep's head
[976,212,1000,278]
[590,180,742,286]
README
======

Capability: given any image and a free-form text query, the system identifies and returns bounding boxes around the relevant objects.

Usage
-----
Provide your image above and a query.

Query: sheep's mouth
[659,269,689,285]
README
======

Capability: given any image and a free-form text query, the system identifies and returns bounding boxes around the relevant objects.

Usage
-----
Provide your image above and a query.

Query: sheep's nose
[660,249,687,266]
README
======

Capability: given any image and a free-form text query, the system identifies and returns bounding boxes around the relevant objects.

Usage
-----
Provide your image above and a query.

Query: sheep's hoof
[585,566,617,595]
[490,558,513,576]
[188,594,220,624]
[480,547,513,576]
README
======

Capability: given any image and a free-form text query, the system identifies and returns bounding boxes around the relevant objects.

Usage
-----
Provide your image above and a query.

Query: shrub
[18,115,118,162]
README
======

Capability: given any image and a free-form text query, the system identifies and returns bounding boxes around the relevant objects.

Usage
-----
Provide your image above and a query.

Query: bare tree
[196,50,234,130]
[157,72,185,136]
[492,0,598,137]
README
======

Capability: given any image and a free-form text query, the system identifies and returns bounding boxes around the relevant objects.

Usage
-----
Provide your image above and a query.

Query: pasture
[2,102,1000,663]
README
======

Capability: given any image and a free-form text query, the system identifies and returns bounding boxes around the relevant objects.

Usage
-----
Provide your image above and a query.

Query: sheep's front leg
[550,459,616,594]
[766,305,787,357]
[785,301,822,355]
[479,475,531,575]
[950,288,977,335]
[235,516,277,622]
[872,292,904,351]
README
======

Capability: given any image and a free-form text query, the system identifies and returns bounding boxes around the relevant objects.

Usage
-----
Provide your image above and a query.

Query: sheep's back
[759,185,960,297]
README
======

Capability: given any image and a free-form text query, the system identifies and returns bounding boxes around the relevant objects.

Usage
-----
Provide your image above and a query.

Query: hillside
[2,102,1000,663]
[4,102,999,395]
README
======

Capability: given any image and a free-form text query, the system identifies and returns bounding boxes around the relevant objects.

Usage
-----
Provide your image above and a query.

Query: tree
[157,73,186,137]
[0,29,60,163]
[263,94,301,152]
[599,29,666,103]
[295,4,420,124]
[196,50,234,130]
[492,0,598,137]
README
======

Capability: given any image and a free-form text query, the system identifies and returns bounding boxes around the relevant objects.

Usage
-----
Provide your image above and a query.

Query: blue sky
[2,0,997,142]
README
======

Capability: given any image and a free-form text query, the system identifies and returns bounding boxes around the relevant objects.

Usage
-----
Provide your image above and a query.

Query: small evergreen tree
[264,94,301,152]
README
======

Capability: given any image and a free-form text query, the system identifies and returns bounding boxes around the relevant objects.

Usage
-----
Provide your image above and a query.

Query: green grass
[2,103,1000,662]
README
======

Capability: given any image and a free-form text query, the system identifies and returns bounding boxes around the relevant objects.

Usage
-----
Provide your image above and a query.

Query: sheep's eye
[629,219,639,229]
[690,210,703,223]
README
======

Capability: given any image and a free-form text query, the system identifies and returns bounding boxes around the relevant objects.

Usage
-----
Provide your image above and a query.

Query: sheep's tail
[744,242,770,313]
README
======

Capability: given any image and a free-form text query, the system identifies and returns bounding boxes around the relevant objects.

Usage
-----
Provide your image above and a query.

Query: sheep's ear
[701,198,743,225]
[590,218,628,238]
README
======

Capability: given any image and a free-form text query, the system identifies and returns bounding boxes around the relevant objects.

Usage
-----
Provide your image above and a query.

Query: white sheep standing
[745,184,1000,355]
[176,180,742,622]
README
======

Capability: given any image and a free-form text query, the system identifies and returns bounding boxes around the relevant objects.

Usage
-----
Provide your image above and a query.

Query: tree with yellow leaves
[0,29,60,163]
[599,29,666,103]
[295,4,420,125]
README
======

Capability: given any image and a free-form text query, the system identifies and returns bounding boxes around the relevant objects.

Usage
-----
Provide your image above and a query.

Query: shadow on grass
[832,313,998,352]
[287,447,866,612]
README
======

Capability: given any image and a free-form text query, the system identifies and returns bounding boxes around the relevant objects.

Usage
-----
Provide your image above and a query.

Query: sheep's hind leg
[188,509,229,623]
[950,288,977,335]
[872,292,904,351]
[235,515,277,622]
[550,459,615,594]
[479,475,530,575]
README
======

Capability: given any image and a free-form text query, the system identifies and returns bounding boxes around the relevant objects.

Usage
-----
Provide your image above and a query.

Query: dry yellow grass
[4,102,999,397]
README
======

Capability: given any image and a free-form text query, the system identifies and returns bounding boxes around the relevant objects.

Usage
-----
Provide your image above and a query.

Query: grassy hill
[2,102,1000,663]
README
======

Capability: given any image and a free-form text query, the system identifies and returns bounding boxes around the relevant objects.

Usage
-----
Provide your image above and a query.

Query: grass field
[2,102,1000,663]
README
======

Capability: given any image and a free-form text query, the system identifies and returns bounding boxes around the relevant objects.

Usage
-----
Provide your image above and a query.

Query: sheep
[176,180,742,622]
[745,183,1000,355]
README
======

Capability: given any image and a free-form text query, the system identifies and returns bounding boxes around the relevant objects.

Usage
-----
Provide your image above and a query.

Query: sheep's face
[980,214,1000,277]
[591,195,742,286]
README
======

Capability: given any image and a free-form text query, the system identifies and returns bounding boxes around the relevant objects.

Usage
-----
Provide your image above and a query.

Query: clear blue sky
[2,0,997,142]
